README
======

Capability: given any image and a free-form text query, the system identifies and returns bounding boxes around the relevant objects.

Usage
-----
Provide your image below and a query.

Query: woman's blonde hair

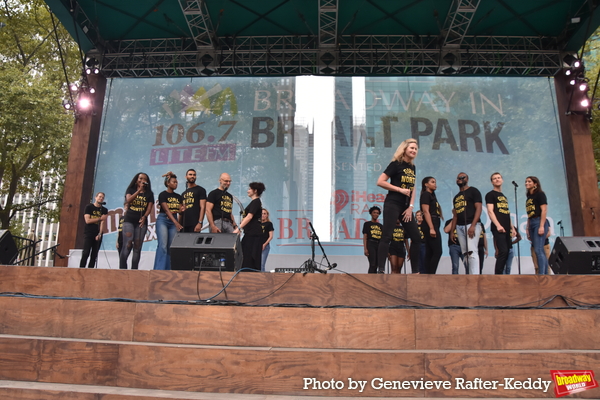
[262,208,271,222]
[392,138,418,164]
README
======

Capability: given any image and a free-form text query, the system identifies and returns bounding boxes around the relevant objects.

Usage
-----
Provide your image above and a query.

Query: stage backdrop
[94,76,571,265]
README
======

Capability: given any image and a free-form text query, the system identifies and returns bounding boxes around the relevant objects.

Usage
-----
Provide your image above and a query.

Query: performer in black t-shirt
[419,176,443,274]
[260,208,275,272]
[206,173,237,233]
[485,172,516,274]
[362,206,383,273]
[450,173,483,274]
[80,192,108,268]
[525,176,549,275]
[153,172,184,270]
[376,138,421,273]
[180,169,207,232]
[119,172,154,269]
[234,182,265,271]
[388,220,407,273]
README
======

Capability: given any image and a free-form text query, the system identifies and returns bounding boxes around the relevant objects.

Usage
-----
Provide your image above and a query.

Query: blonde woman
[260,208,274,271]
[376,138,421,274]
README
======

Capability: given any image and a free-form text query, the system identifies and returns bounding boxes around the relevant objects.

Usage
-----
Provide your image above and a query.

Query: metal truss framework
[98,34,564,78]
[178,0,215,49]
[319,0,338,48]
[441,0,481,47]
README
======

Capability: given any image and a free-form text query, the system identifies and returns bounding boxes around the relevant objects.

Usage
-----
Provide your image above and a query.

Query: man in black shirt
[450,173,483,274]
[180,169,207,232]
[80,192,108,268]
[206,173,237,233]
[485,172,516,274]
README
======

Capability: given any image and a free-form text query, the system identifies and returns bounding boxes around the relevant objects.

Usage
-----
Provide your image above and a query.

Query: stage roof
[45,0,600,77]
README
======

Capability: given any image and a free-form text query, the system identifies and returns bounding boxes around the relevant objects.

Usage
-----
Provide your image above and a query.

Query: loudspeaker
[549,236,600,274]
[0,230,19,265]
[170,233,241,271]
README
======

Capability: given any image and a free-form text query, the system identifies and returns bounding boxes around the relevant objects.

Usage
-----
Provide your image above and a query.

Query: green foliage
[0,0,79,228]
[582,27,600,182]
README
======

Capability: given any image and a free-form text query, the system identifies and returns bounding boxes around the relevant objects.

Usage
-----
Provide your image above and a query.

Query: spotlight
[62,99,72,110]
[580,98,590,108]
[70,83,78,91]
[85,68,91,75]
[89,87,96,94]
[93,68,99,74]
[78,97,92,110]
[573,60,582,69]
[569,79,576,86]
[565,69,572,76]
[578,82,588,92]
[563,54,579,67]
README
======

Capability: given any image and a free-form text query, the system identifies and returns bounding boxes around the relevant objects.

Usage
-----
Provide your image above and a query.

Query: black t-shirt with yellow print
[124,187,154,224]
[362,221,383,241]
[207,188,234,221]
[526,191,547,219]
[158,191,182,214]
[83,203,108,236]
[383,160,416,206]
[453,186,482,226]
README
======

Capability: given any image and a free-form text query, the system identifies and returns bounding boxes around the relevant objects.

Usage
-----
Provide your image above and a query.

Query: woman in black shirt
[260,208,275,272]
[525,176,549,274]
[420,176,443,274]
[376,138,421,273]
[234,182,265,271]
[119,172,154,269]
[362,206,382,273]
[153,172,183,270]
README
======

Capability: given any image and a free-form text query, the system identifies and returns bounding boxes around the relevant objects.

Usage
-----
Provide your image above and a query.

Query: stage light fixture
[563,54,579,66]
[569,79,576,86]
[565,69,572,76]
[579,82,588,92]
[89,87,96,94]
[70,83,78,91]
[78,97,91,110]
[62,99,72,110]
[581,98,590,108]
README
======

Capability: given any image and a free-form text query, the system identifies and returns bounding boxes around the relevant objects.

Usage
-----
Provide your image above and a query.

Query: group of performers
[78,170,274,271]
[79,138,550,275]
[363,138,550,275]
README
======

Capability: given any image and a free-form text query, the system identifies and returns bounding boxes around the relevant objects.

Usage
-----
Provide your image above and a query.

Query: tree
[0,0,79,230]
[582,27,600,181]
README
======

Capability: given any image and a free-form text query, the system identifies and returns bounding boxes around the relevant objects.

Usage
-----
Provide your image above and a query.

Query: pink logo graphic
[334,190,349,214]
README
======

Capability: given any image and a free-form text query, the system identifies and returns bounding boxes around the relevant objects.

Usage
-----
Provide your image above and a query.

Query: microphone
[511,181,518,187]
[142,182,149,186]
[100,202,107,205]
[557,220,562,226]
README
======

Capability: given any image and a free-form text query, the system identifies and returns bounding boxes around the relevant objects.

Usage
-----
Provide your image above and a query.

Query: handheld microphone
[511,181,518,187]
[100,202,107,205]
[142,182,149,186]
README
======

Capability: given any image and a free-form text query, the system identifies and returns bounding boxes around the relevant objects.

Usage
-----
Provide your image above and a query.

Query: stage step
[1,335,598,398]
[1,266,600,398]
[1,296,599,351]
[2,265,600,307]
[0,380,558,400]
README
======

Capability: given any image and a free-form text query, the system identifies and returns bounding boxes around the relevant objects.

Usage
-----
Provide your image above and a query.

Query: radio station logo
[550,370,598,397]
[334,190,349,214]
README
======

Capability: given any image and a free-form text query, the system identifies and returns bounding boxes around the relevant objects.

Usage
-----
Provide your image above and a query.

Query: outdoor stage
[0,265,599,399]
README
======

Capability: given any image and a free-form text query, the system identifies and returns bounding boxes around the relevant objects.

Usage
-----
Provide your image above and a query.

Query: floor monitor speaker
[170,232,241,271]
[549,236,600,274]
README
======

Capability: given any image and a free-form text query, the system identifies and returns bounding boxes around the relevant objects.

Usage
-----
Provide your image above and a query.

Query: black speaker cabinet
[549,236,600,274]
[170,233,241,271]
[0,229,18,265]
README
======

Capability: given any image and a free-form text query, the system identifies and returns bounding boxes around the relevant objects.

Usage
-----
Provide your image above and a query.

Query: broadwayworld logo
[551,370,599,397]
